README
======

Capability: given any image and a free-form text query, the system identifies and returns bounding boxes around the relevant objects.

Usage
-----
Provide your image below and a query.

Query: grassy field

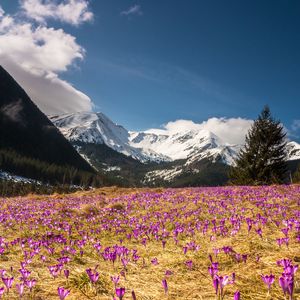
[0,185,299,299]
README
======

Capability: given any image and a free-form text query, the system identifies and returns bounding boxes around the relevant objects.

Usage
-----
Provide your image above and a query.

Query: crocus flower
[64,269,70,279]
[261,274,275,291]
[16,283,24,297]
[213,274,235,298]
[186,260,193,270]
[165,270,173,276]
[116,287,125,300]
[19,268,31,280]
[121,258,129,269]
[213,277,219,295]
[2,277,14,291]
[256,228,262,238]
[111,275,120,287]
[208,265,218,278]
[86,268,99,284]
[279,275,291,296]
[25,279,36,292]
[234,291,240,300]
[279,273,295,300]
[0,287,4,297]
[162,279,168,294]
[58,287,70,300]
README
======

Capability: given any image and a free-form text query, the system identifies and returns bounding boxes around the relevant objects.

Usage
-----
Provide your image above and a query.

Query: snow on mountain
[129,128,242,166]
[286,141,300,161]
[50,112,300,167]
[50,112,168,163]
[0,170,41,184]
[186,144,241,166]
[130,129,221,160]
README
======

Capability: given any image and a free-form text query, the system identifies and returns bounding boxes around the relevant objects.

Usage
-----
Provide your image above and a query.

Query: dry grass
[0,185,299,299]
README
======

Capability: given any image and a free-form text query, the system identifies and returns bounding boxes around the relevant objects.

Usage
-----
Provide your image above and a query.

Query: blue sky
[0,0,300,139]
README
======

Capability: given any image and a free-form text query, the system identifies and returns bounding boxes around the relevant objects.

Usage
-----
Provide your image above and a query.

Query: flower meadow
[0,186,299,299]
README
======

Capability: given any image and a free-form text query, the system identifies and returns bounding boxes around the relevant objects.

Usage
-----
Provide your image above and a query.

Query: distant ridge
[0,65,94,176]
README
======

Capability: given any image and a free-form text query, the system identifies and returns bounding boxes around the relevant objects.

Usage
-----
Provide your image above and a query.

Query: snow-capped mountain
[51,112,300,168]
[286,141,300,161]
[129,129,242,165]
[50,112,169,163]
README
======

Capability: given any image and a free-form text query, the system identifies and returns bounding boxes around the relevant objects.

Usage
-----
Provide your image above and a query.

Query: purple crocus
[279,274,294,300]
[234,291,240,300]
[213,273,235,298]
[58,287,70,300]
[213,277,219,295]
[186,260,193,270]
[20,268,30,279]
[86,268,99,284]
[16,283,24,297]
[25,279,37,292]
[165,270,173,276]
[64,269,70,279]
[261,274,275,291]
[116,287,126,300]
[2,277,14,292]
[162,278,168,294]
[111,275,120,287]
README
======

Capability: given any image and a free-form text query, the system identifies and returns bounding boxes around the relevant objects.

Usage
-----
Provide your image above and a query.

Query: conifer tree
[230,106,287,185]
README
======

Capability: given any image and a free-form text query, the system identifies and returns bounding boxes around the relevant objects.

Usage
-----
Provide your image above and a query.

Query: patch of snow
[0,170,41,184]
[103,166,121,172]
[144,167,183,183]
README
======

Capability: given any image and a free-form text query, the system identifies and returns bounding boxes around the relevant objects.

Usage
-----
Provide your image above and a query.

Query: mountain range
[50,111,300,186]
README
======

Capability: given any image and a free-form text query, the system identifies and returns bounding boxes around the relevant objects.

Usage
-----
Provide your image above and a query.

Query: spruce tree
[230,106,287,185]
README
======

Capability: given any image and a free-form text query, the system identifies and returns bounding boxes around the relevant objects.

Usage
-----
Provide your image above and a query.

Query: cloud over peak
[20,0,93,25]
[147,117,253,145]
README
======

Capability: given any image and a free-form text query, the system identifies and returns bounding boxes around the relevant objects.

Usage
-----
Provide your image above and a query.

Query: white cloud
[0,6,92,114]
[0,6,14,31]
[291,120,300,131]
[121,4,142,16]
[20,0,93,25]
[2,58,92,114]
[147,117,253,145]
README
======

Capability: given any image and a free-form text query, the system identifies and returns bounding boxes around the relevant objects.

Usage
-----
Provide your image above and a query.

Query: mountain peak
[50,111,168,163]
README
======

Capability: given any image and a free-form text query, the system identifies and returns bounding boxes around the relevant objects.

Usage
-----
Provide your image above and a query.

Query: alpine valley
[1,65,299,188]
[50,112,300,187]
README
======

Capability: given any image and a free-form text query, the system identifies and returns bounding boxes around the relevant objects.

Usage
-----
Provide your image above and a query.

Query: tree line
[0,148,104,188]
